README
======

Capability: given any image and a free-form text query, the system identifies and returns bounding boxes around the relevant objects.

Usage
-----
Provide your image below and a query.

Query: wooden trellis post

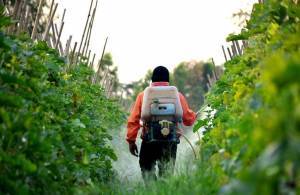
[55,22,64,50]
[222,45,228,62]
[31,0,44,39]
[83,0,98,57]
[90,53,96,68]
[43,1,58,42]
[64,35,73,57]
[234,40,242,55]
[69,42,78,66]
[227,47,233,60]
[76,0,94,65]
[86,50,91,65]
[93,36,108,83]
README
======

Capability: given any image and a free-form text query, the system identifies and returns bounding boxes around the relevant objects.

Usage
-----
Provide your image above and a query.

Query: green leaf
[193,119,208,132]
[71,118,86,128]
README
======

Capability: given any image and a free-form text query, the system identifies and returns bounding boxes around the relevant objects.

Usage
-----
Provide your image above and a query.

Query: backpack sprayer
[141,86,200,159]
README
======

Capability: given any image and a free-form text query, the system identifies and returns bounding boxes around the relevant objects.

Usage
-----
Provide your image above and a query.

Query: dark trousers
[139,141,177,181]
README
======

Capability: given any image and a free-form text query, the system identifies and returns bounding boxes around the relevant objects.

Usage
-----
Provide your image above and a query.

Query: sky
[56,0,257,84]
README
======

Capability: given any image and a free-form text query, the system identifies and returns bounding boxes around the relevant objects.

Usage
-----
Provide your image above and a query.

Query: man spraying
[126,66,196,181]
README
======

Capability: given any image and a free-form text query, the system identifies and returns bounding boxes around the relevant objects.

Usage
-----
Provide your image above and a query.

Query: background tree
[173,61,218,110]
[98,53,120,97]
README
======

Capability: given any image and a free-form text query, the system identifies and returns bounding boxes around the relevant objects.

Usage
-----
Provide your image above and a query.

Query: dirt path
[111,126,201,183]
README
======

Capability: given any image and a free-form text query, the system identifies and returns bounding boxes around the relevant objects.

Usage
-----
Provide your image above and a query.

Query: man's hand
[128,141,139,157]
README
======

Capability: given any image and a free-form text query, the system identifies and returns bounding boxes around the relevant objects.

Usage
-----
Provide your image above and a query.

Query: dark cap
[151,66,169,82]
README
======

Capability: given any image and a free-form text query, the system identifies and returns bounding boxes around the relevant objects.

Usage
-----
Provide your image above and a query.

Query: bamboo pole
[86,50,91,64]
[96,36,108,75]
[8,0,21,33]
[211,58,218,80]
[64,35,72,57]
[55,22,64,50]
[76,0,94,64]
[93,37,108,83]
[231,41,238,57]
[235,40,242,56]
[22,5,30,33]
[231,44,237,57]
[222,45,228,62]
[82,22,91,58]
[60,8,66,26]
[53,22,59,35]
[54,8,66,53]
[15,0,24,22]
[50,23,57,48]
[38,0,54,40]
[47,0,55,23]
[69,42,78,66]
[11,0,21,19]
[83,0,98,57]
[43,2,58,41]
[90,53,96,68]
[16,1,26,34]
[54,23,63,54]
[227,47,233,60]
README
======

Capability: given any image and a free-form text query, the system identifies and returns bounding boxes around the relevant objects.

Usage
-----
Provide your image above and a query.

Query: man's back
[126,66,196,182]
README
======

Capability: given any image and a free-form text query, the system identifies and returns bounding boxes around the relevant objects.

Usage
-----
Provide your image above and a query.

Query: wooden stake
[50,23,57,48]
[11,1,21,20]
[86,50,91,65]
[53,23,63,54]
[64,35,72,57]
[55,22,64,50]
[70,42,78,66]
[9,0,21,33]
[83,0,98,57]
[41,0,56,40]
[242,40,248,49]
[23,5,30,33]
[235,40,242,55]
[53,8,66,52]
[211,58,218,80]
[15,0,24,22]
[43,2,58,41]
[96,36,108,75]
[16,1,26,34]
[60,8,66,26]
[222,45,228,62]
[90,53,96,68]
[76,0,94,63]
[232,41,238,56]
[227,47,233,60]
[231,44,237,57]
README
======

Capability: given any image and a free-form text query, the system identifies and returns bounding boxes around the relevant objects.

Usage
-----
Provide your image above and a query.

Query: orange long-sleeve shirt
[126,82,196,143]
